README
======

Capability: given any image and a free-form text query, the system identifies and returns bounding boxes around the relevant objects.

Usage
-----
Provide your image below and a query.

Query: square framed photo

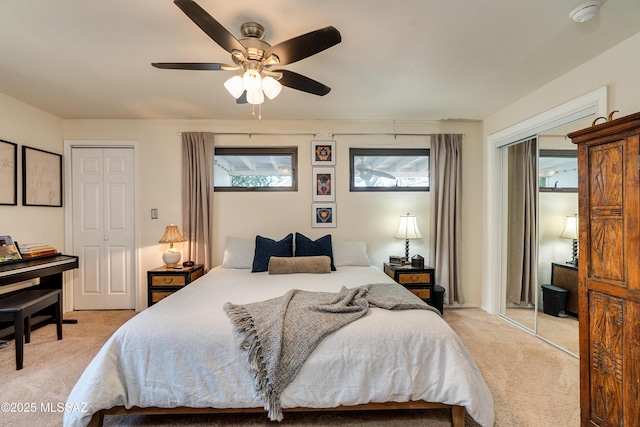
[0,139,18,206]
[312,167,335,202]
[311,140,336,166]
[312,203,336,228]
[22,146,63,207]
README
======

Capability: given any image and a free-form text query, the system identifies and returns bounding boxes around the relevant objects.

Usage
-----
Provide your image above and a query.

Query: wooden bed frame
[87,401,467,427]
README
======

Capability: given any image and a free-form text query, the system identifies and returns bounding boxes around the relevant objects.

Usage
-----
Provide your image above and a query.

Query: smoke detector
[569,1,602,23]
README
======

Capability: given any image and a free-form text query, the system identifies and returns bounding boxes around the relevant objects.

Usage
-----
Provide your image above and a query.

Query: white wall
[0,93,65,294]
[482,31,640,310]
[62,119,485,308]
[0,92,64,247]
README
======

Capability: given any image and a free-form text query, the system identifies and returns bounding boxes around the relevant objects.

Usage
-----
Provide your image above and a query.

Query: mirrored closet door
[500,120,587,357]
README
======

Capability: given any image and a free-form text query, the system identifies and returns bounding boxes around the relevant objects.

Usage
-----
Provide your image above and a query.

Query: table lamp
[560,214,578,266]
[159,224,186,268]
[394,213,422,264]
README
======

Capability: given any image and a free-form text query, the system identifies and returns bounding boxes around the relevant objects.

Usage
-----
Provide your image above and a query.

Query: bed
[63,236,494,427]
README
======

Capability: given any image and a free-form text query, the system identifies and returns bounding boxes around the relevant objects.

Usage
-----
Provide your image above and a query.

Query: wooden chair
[0,289,62,370]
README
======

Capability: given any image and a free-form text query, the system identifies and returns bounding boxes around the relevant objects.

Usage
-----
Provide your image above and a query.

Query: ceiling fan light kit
[152,0,341,118]
[569,1,602,23]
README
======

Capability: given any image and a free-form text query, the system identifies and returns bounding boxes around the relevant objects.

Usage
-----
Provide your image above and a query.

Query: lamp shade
[394,214,423,240]
[242,69,262,93]
[224,75,244,99]
[159,224,186,244]
[159,225,186,268]
[262,76,282,99]
[246,89,264,105]
[560,215,578,240]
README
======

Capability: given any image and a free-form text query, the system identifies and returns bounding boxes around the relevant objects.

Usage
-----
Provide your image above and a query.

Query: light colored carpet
[504,307,579,355]
[0,308,580,426]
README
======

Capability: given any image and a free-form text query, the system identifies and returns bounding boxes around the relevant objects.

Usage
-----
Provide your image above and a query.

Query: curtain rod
[177,132,321,138]
[329,132,465,138]
[177,132,465,138]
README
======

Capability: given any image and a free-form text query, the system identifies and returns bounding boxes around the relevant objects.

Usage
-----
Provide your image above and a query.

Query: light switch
[151,208,158,219]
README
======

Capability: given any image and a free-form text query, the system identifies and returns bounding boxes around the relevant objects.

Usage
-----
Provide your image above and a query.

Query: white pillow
[332,241,370,267]
[221,237,255,269]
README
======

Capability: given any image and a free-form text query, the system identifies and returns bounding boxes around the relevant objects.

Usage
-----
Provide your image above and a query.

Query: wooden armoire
[568,111,640,427]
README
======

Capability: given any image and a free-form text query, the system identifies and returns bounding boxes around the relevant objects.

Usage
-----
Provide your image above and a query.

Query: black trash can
[541,284,568,318]
[432,285,445,314]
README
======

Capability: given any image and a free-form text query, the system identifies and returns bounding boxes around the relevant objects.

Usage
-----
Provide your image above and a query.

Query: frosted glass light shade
[246,90,264,105]
[242,69,262,93]
[262,76,282,99]
[224,75,244,99]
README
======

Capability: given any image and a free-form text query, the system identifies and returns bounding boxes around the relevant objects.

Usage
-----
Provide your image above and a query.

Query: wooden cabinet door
[573,116,640,427]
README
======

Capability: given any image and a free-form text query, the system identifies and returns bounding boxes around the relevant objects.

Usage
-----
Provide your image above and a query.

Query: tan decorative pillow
[268,255,332,275]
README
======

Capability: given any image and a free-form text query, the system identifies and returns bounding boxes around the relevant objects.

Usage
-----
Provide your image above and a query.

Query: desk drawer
[398,272,431,284]
[151,275,186,287]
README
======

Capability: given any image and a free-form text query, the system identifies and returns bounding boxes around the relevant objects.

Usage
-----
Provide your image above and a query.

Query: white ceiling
[0,0,638,121]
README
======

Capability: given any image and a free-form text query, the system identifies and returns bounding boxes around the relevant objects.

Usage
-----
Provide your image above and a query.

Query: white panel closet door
[72,147,135,309]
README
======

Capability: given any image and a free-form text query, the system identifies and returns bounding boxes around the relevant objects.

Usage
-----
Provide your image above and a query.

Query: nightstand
[147,264,204,306]
[384,263,440,312]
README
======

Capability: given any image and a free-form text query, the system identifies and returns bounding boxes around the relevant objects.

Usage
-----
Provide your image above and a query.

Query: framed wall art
[311,140,336,166]
[312,167,335,202]
[22,145,63,207]
[0,139,18,205]
[312,203,336,228]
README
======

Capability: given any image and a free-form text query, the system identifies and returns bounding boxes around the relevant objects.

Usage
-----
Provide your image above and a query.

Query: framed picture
[312,203,336,228]
[0,139,18,205]
[22,146,63,207]
[0,235,22,263]
[312,167,335,202]
[311,140,336,166]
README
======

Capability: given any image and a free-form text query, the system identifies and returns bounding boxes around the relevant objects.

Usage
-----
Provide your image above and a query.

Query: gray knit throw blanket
[223,283,440,421]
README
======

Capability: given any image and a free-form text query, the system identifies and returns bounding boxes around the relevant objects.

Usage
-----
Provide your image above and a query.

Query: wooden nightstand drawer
[398,272,431,284]
[147,264,204,306]
[151,275,186,287]
[410,288,432,299]
[383,263,439,311]
[150,291,174,303]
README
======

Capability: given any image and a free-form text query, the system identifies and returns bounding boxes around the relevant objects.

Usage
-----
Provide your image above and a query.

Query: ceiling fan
[356,165,397,185]
[152,0,342,106]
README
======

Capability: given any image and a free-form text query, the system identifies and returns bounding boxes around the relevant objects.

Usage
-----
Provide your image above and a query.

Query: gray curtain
[182,132,215,272]
[429,134,463,305]
[506,138,537,306]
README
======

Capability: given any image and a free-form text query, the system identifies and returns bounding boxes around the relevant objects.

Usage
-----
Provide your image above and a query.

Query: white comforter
[64,266,494,426]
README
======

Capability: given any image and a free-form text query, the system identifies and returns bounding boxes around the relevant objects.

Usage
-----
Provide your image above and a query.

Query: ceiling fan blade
[173,0,247,55]
[275,69,331,96]
[236,91,247,104]
[152,62,231,70]
[265,26,341,66]
[371,170,396,180]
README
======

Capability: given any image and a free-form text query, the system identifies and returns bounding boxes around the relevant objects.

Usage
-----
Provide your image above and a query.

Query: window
[349,148,430,191]
[538,149,578,192]
[214,147,297,191]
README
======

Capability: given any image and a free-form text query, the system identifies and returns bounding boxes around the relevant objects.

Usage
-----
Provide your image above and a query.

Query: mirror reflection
[501,120,585,357]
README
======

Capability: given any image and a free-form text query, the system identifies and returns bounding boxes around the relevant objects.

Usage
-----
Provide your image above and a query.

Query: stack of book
[17,243,58,258]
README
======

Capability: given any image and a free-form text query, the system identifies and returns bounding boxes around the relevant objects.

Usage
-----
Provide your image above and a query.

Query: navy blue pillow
[294,233,336,271]
[252,234,294,272]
